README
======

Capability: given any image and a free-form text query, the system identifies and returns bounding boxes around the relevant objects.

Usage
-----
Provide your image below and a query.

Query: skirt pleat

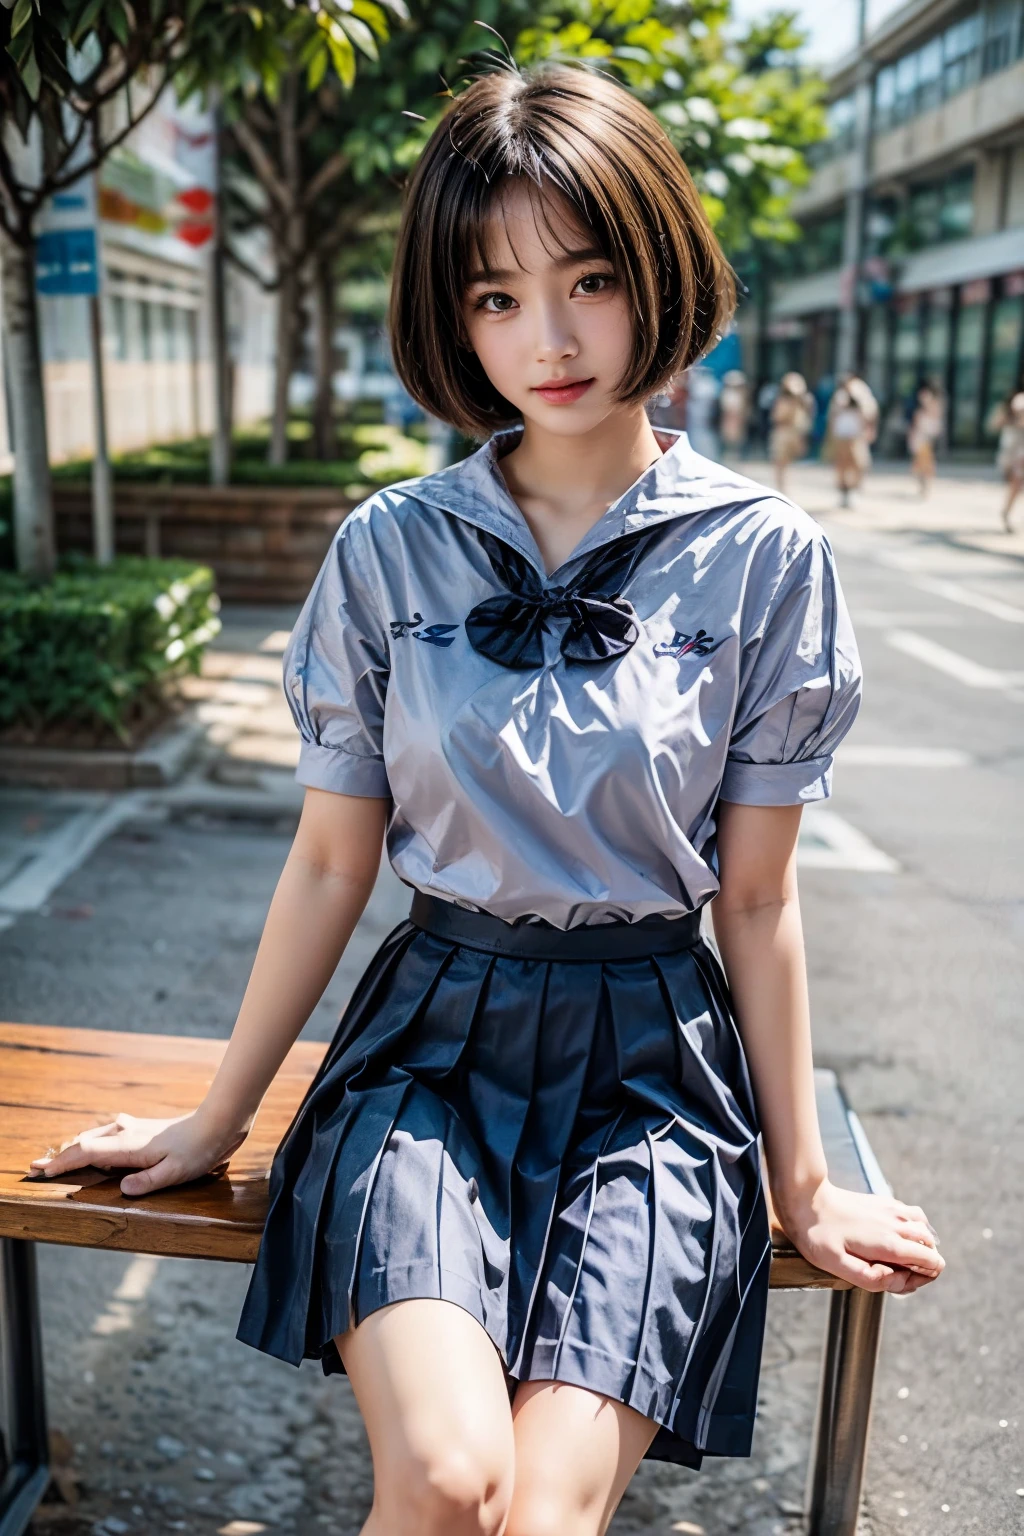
[236,917,772,1470]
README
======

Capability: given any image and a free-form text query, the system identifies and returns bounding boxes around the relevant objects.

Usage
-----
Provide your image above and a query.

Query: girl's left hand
[778,1179,945,1294]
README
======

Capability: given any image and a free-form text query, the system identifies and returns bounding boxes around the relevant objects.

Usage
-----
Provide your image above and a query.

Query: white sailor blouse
[283,426,863,930]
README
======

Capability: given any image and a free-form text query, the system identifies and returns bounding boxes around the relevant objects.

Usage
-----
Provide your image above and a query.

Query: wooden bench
[0,1022,890,1536]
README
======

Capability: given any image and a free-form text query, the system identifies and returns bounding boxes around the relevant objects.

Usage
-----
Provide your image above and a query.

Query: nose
[533,298,579,365]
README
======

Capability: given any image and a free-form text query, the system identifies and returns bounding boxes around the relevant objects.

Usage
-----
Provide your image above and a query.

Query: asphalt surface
[2,463,1022,1536]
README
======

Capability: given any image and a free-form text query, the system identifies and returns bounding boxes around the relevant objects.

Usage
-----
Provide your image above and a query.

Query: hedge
[0,556,221,743]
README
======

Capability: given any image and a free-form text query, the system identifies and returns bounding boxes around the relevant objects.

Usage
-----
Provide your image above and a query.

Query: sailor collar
[392,424,761,583]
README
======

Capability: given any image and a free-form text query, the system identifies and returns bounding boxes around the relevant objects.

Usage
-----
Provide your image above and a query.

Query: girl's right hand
[29,1108,250,1198]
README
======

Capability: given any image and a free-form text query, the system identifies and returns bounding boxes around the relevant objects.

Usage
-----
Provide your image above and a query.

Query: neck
[502,406,664,516]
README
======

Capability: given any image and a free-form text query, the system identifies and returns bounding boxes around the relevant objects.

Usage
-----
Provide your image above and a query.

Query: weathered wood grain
[0,1022,861,1287]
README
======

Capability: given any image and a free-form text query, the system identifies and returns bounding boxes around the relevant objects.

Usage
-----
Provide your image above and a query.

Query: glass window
[944,12,982,95]
[951,291,988,446]
[916,36,943,111]
[940,168,975,240]
[894,51,918,122]
[893,298,923,411]
[921,292,953,392]
[863,304,891,404]
[874,66,897,131]
[983,294,1024,440]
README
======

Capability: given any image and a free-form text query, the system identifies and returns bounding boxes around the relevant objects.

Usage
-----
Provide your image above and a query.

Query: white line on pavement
[0,794,146,919]
[911,575,1024,625]
[839,744,973,768]
[798,807,900,873]
[886,629,1024,691]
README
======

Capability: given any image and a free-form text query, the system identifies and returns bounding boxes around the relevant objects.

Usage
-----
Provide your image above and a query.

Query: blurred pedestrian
[827,386,870,508]
[718,369,750,459]
[906,383,944,498]
[989,390,1024,533]
[769,371,815,493]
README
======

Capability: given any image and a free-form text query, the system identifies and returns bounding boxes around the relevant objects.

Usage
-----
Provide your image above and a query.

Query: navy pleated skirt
[236,893,772,1470]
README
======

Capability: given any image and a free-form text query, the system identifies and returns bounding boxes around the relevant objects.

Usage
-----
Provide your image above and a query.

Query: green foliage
[0,0,397,236]
[251,0,826,281]
[0,556,221,740]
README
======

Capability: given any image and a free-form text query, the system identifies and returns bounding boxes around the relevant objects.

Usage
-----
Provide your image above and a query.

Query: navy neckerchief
[465,524,663,670]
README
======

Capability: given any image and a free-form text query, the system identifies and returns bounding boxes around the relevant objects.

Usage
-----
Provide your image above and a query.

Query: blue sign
[35,227,99,296]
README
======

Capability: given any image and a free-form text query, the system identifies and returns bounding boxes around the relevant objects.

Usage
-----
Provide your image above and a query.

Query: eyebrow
[464,246,609,285]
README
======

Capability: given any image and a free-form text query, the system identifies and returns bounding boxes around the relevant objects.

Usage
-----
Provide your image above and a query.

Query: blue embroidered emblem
[653,627,721,660]
[390,612,460,647]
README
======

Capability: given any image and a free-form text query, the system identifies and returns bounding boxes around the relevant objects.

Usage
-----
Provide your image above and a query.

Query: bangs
[460,173,614,289]
[389,64,735,437]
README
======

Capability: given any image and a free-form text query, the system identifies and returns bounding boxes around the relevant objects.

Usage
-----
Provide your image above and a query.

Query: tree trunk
[0,226,55,580]
[313,254,336,461]
[269,261,298,467]
[209,96,232,487]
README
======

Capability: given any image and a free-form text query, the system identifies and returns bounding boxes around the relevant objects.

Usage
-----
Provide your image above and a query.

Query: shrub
[0,556,221,744]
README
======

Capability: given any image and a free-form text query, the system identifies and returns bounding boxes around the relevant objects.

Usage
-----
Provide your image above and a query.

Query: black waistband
[408,891,704,962]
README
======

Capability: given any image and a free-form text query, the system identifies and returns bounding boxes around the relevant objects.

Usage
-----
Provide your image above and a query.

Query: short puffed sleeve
[282,509,391,798]
[720,529,862,806]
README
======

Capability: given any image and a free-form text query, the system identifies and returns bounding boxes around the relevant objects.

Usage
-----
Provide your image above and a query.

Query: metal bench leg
[805,1286,886,1536]
[0,1239,49,1536]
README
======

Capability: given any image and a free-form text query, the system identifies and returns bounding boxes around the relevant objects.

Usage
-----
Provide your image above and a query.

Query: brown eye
[476,291,517,312]
[574,272,613,296]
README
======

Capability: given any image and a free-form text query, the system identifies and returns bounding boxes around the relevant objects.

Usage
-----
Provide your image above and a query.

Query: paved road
[2,464,1021,1536]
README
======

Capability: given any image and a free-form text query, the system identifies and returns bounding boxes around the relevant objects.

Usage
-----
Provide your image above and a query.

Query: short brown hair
[388,63,735,437]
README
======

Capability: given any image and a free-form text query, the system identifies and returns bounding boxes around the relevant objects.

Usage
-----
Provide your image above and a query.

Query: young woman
[768,371,814,493]
[989,388,1024,532]
[34,65,943,1536]
[907,383,945,498]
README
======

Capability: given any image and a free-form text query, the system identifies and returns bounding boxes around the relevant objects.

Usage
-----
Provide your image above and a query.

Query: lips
[531,377,594,405]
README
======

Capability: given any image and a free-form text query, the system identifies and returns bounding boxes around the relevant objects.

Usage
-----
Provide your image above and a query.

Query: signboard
[35,146,99,297]
[36,227,99,296]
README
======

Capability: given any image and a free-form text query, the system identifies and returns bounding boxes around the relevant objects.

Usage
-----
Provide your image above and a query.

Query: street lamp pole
[836,0,872,377]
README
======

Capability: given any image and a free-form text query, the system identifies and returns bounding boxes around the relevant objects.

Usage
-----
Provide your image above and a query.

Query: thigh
[506,1378,659,1536]
[336,1298,515,1515]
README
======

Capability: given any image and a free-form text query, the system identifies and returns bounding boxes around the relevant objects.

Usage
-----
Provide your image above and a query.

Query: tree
[0,0,393,574]
[228,0,827,461]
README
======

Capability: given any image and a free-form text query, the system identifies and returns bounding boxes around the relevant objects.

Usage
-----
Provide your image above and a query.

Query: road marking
[798,808,900,872]
[0,795,145,920]
[911,575,1024,625]
[886,630,1024,691]
[839,744,972,768]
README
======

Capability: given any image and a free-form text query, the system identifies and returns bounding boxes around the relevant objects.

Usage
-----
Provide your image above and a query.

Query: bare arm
[32,788,389,1195]
[713,799,944,1295]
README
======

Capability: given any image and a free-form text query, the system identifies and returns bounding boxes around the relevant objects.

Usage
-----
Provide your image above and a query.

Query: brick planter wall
[53,483,355,603]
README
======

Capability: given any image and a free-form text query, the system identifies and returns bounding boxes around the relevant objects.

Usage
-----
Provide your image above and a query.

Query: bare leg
[336,1298,516,1536]
[774,459,786,494]
[1003,474,1023,532]
[503,1379,659,1536]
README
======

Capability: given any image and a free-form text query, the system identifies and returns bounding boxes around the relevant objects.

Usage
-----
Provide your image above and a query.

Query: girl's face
[461,179,637,437]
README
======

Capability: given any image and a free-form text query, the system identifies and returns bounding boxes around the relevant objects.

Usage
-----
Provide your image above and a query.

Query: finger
[837,1254,896,1291]
[120,1161,177,1198]
[33,1140,108,1177]
[890,1219,938,1249]
[861,1234,945,1274]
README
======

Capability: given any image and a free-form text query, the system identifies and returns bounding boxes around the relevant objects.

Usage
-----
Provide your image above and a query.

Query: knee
[383,1444,513,1536]
[504,1488,582,1536]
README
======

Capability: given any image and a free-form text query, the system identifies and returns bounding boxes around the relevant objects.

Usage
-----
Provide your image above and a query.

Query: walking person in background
[827,373,878,509]
[768,370,815,493]
[907,383,945,498]
[718,369,750,460]
[989,389,1024,532]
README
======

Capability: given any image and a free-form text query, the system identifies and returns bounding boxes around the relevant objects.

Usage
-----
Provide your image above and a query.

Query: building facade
[759,0,1024,454]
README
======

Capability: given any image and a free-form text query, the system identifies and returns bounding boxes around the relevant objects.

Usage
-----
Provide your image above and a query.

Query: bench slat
[0,1023,879,1289]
